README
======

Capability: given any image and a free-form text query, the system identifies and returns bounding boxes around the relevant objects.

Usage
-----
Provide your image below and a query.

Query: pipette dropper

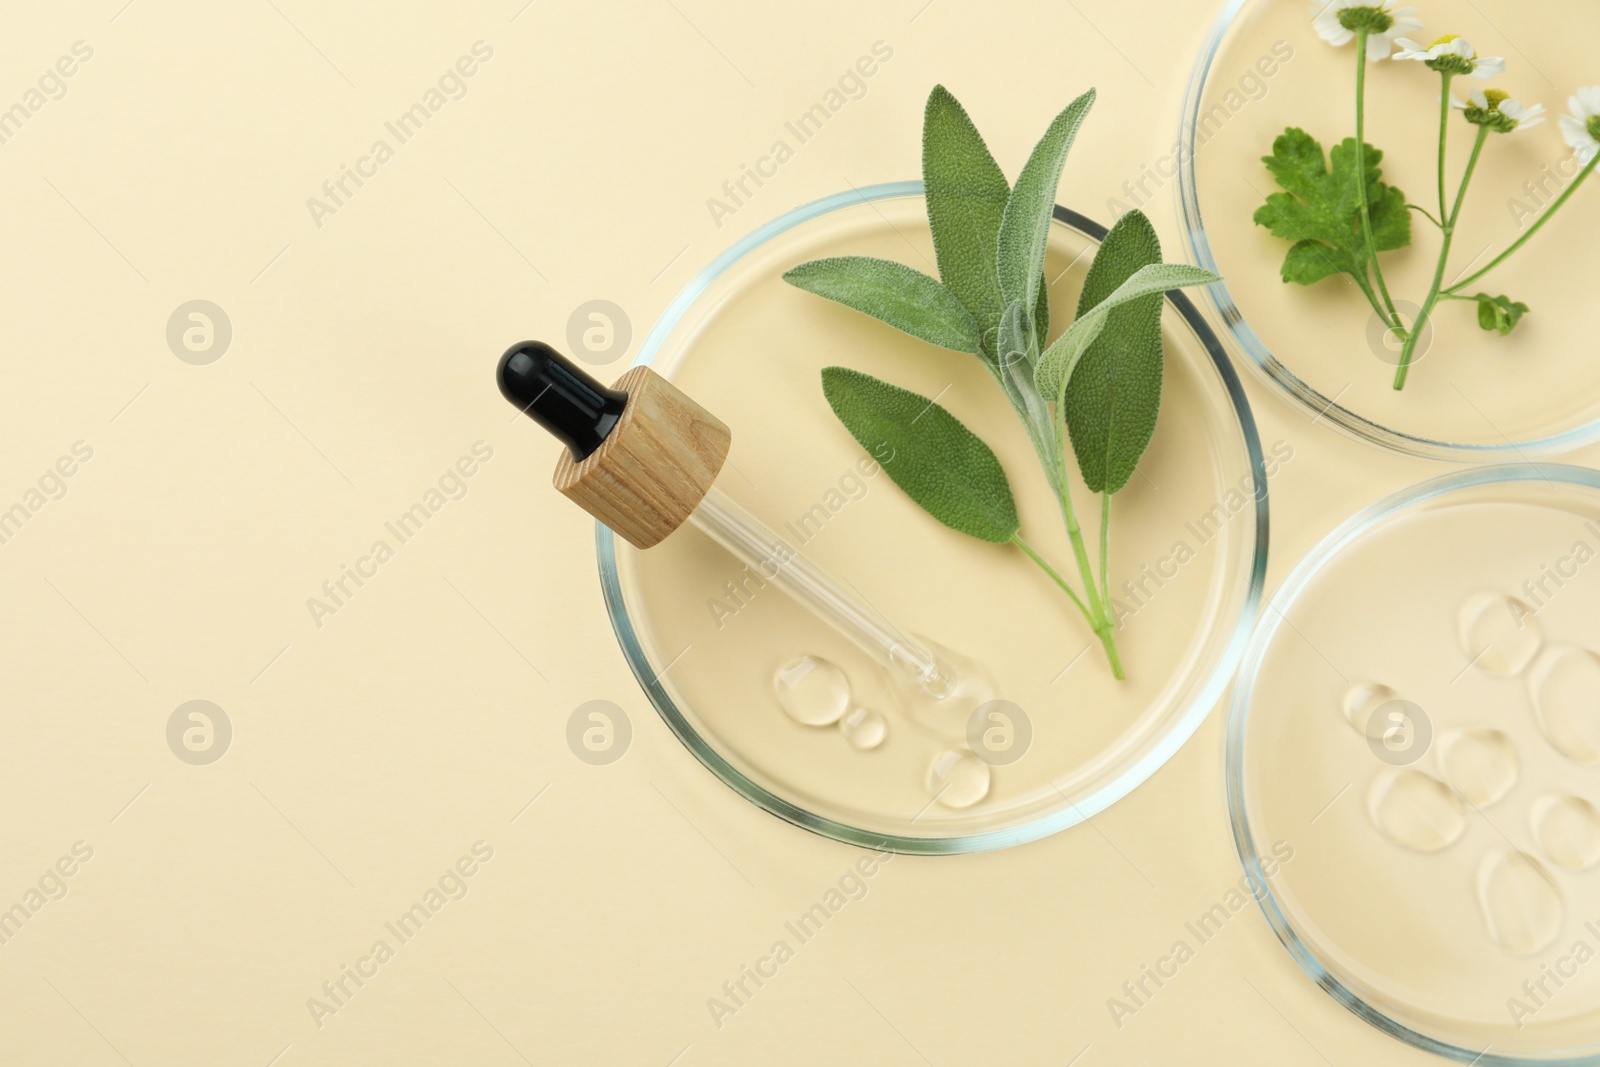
[496,341,965,700]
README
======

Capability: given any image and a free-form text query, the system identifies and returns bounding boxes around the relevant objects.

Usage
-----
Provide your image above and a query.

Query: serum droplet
[774,655,850,726]
[837,706,887,750]
[1437,729,1519,807]
[1527,645,1600,764]
[1477,850,1564,955]
[1457,591,1541,676]
[1342,681,1399,735]
[1530,795,1600,871]
[926,749,990,809]
[1368,769,1465,852]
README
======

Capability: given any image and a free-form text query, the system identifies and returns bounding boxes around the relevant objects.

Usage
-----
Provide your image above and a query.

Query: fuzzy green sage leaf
[820,366,1019,543]
[784,256,982,354]
[1063,210,1165,494]
[923,85,1012,355]
[1034,262,1219,402]
[996,89,1096,323]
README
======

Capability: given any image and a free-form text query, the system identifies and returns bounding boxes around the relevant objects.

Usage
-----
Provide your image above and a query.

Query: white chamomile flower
[1453,88,1546,132]
[1393,35,1506,79]
[1559,85,1600,164]
[1309,0,1424,60]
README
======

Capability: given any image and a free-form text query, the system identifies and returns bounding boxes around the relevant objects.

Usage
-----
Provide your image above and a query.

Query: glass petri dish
[601,182,1267,854]
[1228,464,1600,1063]
[1179,0,1600,460]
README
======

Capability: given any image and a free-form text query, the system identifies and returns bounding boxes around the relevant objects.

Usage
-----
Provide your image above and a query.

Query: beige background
[0,0,1587,1064]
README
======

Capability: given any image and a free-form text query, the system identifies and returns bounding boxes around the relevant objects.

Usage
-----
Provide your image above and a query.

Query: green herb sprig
[784,86,1218,679]
[1256,4,1600,390]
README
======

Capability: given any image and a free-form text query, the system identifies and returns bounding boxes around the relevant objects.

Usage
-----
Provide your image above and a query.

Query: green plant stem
[1098,492,1112,614]
[1408,203,1444,229]
[1394,125,1489,390]
[1348,266,1394,330]
[1354,29,1404,332]
[1443,149,1600,295]
[1099,616,1125,679]
[1437,71,1454,222]
[1011,532,1092,620]
[1054,477,1112,629]
[1017,531,1120,681]
[1051,427,1125,679]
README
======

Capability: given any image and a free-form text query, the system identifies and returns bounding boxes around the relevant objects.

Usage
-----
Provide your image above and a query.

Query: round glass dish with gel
[600,183,1268,854]
[1229,464,1600,1063]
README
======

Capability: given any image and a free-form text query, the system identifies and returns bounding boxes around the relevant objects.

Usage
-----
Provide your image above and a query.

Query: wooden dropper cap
[497,341,731,549]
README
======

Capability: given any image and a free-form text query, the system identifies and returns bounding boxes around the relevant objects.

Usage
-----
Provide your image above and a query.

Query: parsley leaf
[1253,127,1410,287]
[1472,293,1530,336]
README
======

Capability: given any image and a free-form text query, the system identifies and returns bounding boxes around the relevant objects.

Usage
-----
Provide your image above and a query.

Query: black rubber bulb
[496,341,628,461]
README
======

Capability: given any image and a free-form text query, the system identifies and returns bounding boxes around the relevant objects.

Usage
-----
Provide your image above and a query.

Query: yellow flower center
[1482,88,1511,108]
[1428,34,1461,47]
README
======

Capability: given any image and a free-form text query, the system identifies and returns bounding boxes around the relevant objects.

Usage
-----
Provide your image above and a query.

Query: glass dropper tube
[495,339,965,703]
[689,486,956,699]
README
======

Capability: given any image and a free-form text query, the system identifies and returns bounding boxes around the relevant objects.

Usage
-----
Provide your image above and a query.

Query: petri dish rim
[598,181,1269,855]
[1225,461,1600,1065]
[1176,0,1600,463]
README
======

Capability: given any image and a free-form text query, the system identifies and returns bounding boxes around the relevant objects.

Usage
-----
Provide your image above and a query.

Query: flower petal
[1560,113,1590,149]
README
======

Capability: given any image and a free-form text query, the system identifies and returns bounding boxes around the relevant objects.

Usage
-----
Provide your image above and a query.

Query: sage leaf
[922,85,1012,355]
[1472,292,1529,336]
[1063,210,1164,494]
[820,366,1019,543]
[996,89,1097,323]
[1033,275,1051,351]
[1034,263,1219,402]
[784,256,982,354]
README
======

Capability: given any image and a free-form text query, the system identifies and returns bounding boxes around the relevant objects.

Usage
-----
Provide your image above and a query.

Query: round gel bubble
[1342,681,1398,735]
[1456,591,1541,676]
[773,655,850,726]
[1527,645,1600,764]
[1437,729,1518,807]
[1367,769,1464,852]
[926,749,990,809]
[1477,850,1564,956]
[1530,795,1600,871]
[837,706,887,750]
